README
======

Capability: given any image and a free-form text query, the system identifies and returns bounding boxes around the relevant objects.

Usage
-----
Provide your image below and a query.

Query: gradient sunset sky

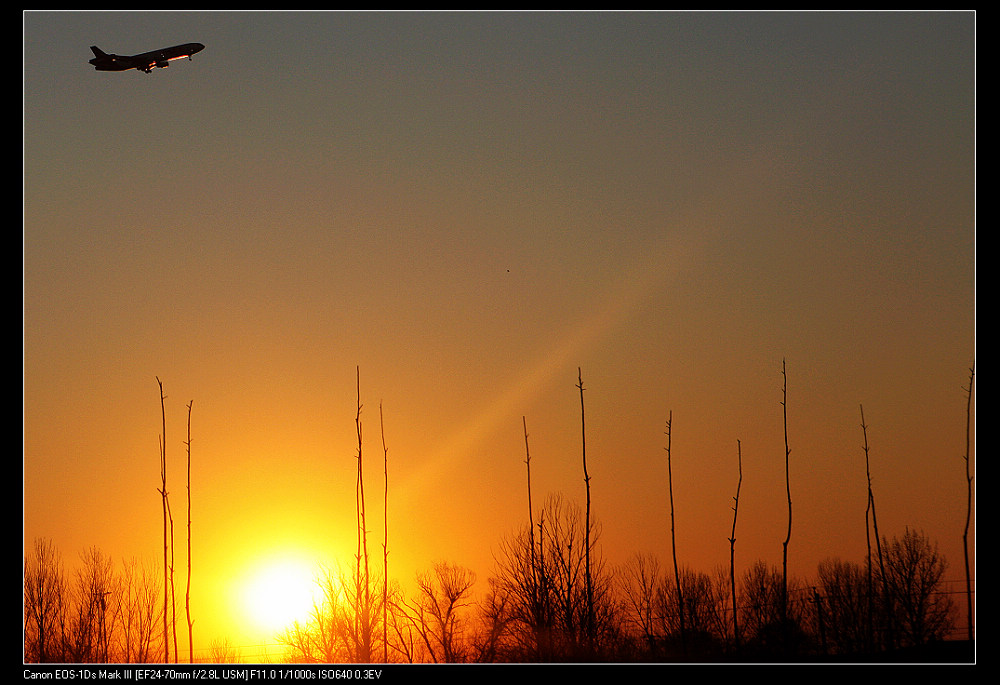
[24,11,974,658]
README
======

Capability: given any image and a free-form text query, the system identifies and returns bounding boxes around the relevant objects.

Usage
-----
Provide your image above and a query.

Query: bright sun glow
[241,558,320,635]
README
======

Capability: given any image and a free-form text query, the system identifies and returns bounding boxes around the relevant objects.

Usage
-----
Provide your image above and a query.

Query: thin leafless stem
[185,400,194,663]
[861,404,890,649]
[729,438,742,649]
[381,400,389,663]
[962,361,975,642]
[780,359,792,622]
[577,368,594,647]
[666,410,685,653]
[155,377,170,663]
[523,416,538,608]
[354,366,372,661]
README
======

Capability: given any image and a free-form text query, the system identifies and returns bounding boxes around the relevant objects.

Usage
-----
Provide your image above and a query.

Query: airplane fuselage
[89,43,205,73]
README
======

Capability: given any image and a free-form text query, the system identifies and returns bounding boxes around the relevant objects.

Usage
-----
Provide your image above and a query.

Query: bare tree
[471,577,514,662]
[515,415,554,657]
[877,529,955,648]
[739,560,808,657]
[280,563,391,663]
[386,591,419,664]
[576,368,594,648]
[167,494,178,662]
[618,552,662,655]
[24,537,68,662]
[208,638,241,664]
[352,366,374,662]
[664,411,685,654]
[780,359,792,625]
[655,566,728,657]
[117,557,164,663]
[491,523,549,660]
[184,400,194,663]
[398,562,477,663]
[155,377,171,662]
[281,369,391,664]
[522,417,537,628]
[708,566,736,648]
[490,494,617,660]
[67,547,117,662]
[816,558,871,656]
[24,541,168,664]
[859,404,889,650]
[728,439,743,650]
[380,401,389,663]
[280,566,350,663]
[961,362,975,642]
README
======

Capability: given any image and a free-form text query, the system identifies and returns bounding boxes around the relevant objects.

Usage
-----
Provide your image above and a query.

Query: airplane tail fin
[90,46,107,58]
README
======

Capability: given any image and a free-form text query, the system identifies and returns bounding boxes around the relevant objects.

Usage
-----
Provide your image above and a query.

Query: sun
[240,557,320,635]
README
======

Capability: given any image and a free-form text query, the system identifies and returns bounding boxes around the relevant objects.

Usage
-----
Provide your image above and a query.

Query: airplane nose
[192,43,205,53]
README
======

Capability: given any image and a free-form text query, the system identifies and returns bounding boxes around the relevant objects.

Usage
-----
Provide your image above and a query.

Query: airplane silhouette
[88,43,205,73]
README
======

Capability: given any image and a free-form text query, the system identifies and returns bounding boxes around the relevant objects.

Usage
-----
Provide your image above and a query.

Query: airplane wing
[133,44,205,72]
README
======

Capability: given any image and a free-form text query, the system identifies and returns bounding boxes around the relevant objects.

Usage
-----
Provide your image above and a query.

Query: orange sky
[24,11,975,659]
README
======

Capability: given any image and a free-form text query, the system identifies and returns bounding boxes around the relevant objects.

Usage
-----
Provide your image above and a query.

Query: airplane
[88,43,205,73]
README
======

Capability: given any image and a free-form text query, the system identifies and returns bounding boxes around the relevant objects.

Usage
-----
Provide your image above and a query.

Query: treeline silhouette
[21,514,970,664]
[24,363,975,664]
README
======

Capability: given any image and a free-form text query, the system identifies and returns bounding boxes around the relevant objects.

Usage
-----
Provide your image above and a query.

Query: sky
[24,10,975,660]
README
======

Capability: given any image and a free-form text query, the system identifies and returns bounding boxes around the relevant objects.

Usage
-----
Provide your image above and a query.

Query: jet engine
[155,60,169,69]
